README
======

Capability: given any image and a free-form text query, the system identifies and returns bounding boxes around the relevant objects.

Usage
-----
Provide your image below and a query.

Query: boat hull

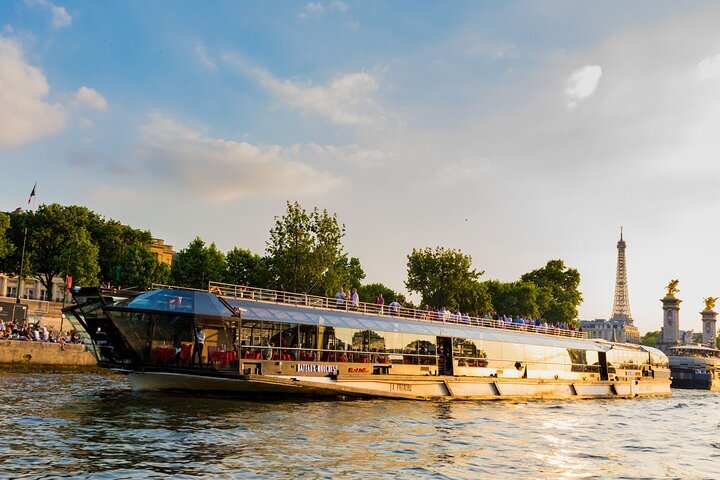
[670,368,720,391]
[128,371,671,400]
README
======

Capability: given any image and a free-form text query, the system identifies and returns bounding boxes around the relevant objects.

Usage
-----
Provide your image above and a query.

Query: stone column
[658,296,682,354]
[0,275,7,298]
[701,308,717,348]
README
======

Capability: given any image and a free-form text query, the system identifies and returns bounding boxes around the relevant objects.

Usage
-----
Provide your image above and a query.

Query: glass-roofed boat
[63,281,671,400]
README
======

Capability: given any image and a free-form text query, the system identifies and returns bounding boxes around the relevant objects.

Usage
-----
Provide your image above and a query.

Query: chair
[179,344,192,365]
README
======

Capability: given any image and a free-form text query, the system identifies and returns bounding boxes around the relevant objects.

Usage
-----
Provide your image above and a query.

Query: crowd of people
[0,318,83,344]
[328,285,578,334]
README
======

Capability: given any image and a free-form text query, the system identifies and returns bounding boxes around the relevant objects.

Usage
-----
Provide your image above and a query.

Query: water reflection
[2,374,720,479]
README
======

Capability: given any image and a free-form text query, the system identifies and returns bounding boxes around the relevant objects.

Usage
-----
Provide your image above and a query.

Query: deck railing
[207,281,587,339]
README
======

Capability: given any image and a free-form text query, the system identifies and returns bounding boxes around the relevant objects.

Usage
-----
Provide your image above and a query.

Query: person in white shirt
[350,288,359,310]
[388,299,402,316]
[193,328,206,366]
[335,288,347,309]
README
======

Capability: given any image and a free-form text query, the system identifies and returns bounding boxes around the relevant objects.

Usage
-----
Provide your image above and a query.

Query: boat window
[500,343,524,370]
[524,345,547,369]
[545,347,572,372]
[240,319,264,347]
[298,324,317,349]
[105,310,151,360]
[607,348,649,370]
[650,352,669,367]
[147,314,194,366]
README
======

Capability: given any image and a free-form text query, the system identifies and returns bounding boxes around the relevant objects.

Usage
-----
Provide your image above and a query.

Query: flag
[27,182,37,205]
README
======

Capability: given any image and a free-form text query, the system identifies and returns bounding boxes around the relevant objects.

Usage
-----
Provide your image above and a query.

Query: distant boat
[63,282,672,400]
[667,345,720,391]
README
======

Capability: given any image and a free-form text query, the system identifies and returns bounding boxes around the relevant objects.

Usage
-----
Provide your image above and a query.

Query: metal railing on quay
[207,281,587,339]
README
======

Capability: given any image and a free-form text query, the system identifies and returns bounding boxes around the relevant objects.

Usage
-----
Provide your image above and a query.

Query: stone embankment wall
[0,340,97,366]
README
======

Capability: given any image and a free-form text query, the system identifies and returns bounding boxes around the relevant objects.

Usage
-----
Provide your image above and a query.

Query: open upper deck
[200,281,587,340]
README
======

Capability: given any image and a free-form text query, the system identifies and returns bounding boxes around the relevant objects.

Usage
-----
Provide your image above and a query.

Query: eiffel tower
[610,227,633,324]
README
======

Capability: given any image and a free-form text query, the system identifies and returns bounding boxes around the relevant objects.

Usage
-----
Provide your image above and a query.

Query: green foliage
[88,218,152,284]
[484,280,542,318]
[117,243,170,290]
[641,330,661,347]
[57,228,100,286]
[266,201,363,296]
[22,204,103,295]
[520,259,582,324]
[2,204,158,292]
[405,246,491,314]
[0,212,13,260]
[358,283,406,305]
[226,247,272,288]
[170,237,227,289]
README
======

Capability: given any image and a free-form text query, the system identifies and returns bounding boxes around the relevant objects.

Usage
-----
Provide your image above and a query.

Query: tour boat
[64,282,672,400]
[667,345,720,391]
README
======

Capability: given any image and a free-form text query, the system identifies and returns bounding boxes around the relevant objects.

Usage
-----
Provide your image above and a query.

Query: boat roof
[122,287,655,353]
[228,297,613,351]
[670,344,720,352]
[108,288,235,318]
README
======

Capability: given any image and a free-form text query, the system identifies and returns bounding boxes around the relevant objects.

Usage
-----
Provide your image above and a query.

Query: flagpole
[15,227,28,305]
[16,182,37,305]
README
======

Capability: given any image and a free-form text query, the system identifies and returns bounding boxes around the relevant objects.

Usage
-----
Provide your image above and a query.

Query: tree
[117,243,170,290]
[22,204,102,294]
[484,280,542,318]
[641,330,661,347]
[405,246,491,314]
[88,218,152,284]
[520,259,583,324]
[266,201,361,296]
[358,283,406,304]
[225,247,271,288]
[57,228,101,286]
[170,237,227,289]
[0,212,13,260]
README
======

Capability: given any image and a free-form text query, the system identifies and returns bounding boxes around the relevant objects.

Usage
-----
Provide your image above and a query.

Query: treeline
[0,201,583,324]
[0,205,169,294]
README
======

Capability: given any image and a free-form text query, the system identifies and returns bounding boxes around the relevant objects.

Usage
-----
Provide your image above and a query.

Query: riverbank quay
[0,340,97,371]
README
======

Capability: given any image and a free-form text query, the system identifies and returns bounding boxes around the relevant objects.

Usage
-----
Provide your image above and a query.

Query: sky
[2,1,720,334]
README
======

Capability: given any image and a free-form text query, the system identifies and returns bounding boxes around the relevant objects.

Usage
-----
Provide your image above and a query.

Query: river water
[0,373,718,479]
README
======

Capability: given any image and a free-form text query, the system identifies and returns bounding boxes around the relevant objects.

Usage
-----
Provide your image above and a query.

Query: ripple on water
[2,374,720,479]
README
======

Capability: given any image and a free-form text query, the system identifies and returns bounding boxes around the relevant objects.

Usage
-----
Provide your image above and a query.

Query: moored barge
[668,345,720,391]
[64,282,671,400]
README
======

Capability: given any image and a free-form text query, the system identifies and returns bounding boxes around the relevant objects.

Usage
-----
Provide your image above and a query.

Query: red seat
[179,344,192,363]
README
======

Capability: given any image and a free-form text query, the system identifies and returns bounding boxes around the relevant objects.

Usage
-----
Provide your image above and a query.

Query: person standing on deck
[335,287,346,309]
[193,328,206,366]
[375,293,385,315]
[351,288,359,310]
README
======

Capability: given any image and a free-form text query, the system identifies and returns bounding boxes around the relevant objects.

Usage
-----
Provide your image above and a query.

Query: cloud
[74,86,107,110]
[136,113,342,201]
[193,42,217,72]
[223,55,385,126]
[697,54,720,80]
[299,2,325,19]
[329,1,348,12]
[0,34,65,147]
[25,0,72,29]
[564,65,602,109]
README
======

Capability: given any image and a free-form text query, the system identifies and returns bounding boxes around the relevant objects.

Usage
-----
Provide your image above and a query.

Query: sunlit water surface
[0,373,719,479]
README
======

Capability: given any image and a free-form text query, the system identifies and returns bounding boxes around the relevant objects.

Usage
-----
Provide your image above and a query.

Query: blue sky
[3,1,720,334]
